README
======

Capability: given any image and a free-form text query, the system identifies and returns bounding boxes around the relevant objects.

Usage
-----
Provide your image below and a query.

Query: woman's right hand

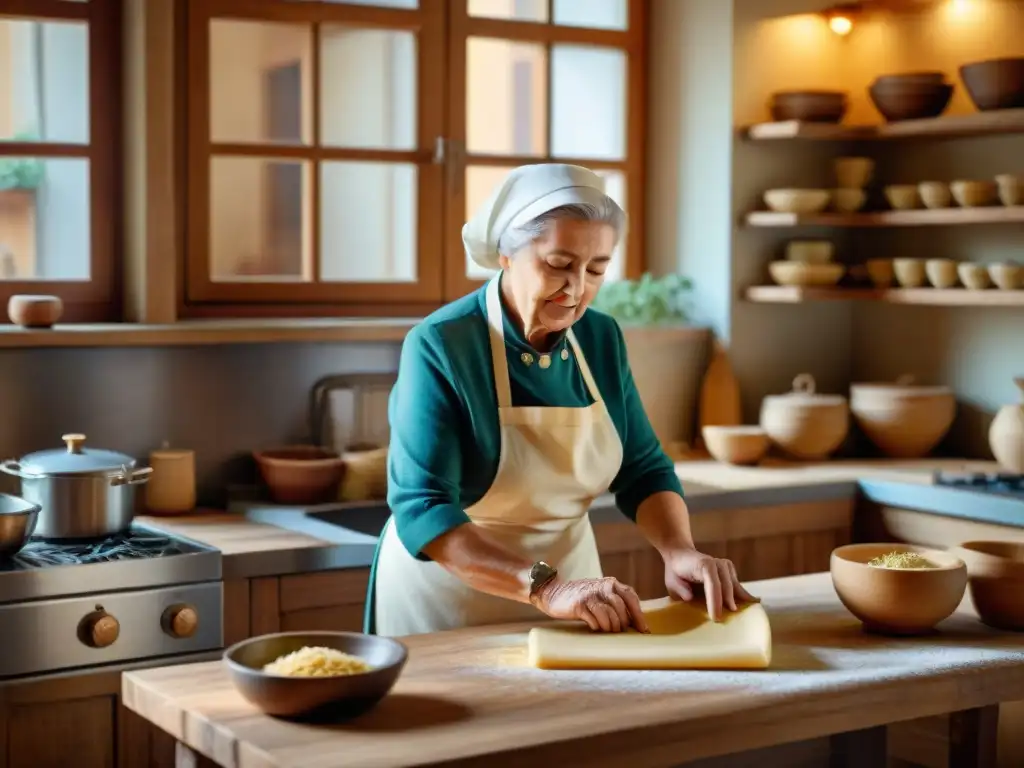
[533,577,650,633]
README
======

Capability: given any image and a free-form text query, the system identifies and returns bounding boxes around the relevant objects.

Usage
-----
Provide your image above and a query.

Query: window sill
[0,317,419,348]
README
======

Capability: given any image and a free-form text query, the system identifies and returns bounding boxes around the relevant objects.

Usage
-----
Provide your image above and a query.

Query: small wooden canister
[145,444,196,515]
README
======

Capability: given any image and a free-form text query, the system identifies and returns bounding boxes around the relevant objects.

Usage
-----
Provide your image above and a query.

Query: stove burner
[933,471,1024,495]
[1,531,188,571]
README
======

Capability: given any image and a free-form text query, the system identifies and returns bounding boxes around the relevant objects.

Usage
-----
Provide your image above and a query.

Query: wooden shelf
[746,205,1024,228]
[745,286,1024,306]
[744,109,1024,142]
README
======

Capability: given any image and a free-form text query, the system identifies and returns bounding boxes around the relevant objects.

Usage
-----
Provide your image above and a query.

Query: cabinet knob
[162,604,199,639]
[79,611,120,648]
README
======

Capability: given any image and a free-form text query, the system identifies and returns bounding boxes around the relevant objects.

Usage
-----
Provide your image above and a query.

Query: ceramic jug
[989,378,1024,473]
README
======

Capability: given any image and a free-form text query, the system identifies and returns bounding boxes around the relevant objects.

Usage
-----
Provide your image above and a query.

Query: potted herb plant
[593,273,709,454]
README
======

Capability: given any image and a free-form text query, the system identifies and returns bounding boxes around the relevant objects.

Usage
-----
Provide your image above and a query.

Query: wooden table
[122,573,1024,768]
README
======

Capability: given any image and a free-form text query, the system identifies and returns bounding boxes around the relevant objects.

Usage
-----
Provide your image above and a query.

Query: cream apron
[373,276,625,637]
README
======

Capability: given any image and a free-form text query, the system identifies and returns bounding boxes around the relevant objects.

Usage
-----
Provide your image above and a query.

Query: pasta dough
[527,597,772,670]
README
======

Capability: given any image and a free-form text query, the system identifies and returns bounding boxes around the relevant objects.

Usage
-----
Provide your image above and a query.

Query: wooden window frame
[443,0,648,301]
[0,0,121,322]
[181,0,646,318]
[183,0,446,316]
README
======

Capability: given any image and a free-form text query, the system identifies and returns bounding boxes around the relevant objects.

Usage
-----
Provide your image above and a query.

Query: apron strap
[485,275,513,409]
[566,330,603,404]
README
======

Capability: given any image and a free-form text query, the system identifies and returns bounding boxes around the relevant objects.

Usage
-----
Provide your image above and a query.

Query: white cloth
[374,274,625,637]
[462,163,611,271]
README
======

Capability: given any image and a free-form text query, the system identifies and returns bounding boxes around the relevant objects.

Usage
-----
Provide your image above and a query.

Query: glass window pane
[0,157,89,280]
[0,19,89,144]
[209,20,312,146]
[468,0,546,22]
[551,45,626,160]
[319,161,417,282]
[464,165,510,279]
[467,38,546,156]
[553,0,628,30]
[320,26,416,150]
[210,157,312,282]
[597,170,626,282]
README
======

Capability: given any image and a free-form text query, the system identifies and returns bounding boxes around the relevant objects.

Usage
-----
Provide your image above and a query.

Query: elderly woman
[365,163,756,637]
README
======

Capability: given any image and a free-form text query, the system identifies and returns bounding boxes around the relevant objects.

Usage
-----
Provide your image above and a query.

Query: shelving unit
[744,109,1024,142]
[746,206,1024,228]
[745,286,1024,307]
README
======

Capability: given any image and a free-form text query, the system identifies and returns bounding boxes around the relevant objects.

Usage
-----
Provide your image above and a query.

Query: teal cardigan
[364,278,684,632]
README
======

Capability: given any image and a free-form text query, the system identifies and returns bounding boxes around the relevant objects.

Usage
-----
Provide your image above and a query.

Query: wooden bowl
[253,445,345,505]
[953,541,1024,631]
[702,426,770,466]
[7,295,63,328]
[960,58,1024,111]
[831,543,967,635]
[224,632,408,718]
[764,189,831,215]
[868,82,954,122]
[849,377,956,458]
[768,90,847,123]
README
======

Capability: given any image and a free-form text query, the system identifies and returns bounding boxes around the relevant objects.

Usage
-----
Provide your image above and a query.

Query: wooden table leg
[829,725,887,768]
[948,705,999,768]
[175,740,220,768]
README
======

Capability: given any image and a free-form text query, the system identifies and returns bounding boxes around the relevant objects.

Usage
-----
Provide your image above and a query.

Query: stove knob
[162,604,199,639]
[79,611,120,648]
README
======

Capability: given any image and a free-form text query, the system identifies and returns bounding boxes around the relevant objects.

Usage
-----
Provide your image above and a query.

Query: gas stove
[932,471,1024,498]
[0,522,223,680]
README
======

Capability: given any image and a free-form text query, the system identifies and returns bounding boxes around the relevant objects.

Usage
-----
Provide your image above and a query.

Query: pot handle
[110,466,154,488]
[0,459,27,478]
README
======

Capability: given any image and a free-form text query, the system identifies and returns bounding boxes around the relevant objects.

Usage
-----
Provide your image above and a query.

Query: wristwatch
[528,561,558,604]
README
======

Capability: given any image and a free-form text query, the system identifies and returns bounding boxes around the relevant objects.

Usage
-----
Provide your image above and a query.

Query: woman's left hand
[662,547,759,622]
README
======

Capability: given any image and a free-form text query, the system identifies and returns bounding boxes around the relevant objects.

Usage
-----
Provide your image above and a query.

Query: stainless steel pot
[0,433,152,540]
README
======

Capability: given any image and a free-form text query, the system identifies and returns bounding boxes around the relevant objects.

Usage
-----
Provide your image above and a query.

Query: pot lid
[17,434,137,476]
[766,374,847,406]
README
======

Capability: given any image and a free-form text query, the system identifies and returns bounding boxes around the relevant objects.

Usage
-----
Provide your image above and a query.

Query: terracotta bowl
[7,294,63,328]
[868,82,954,122]
[253,445,345,505]
[960,58,1024,111]
[953,541,1024,631]
[831,543,967,635]
[224,631,408,718]
[702,426,770,466]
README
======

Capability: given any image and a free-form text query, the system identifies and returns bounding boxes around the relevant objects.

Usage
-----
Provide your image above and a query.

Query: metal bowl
[0,493,40,557]
[223,631,408,719]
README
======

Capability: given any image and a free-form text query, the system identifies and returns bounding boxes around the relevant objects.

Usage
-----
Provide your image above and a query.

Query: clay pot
[850,376,956,458]
[831,543,967,635]
[953,541,1024,631]
[989,378,1024,473]
[759,374,849,460]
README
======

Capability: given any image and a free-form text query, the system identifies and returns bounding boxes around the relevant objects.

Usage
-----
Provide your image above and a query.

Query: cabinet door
[7,696,114,768]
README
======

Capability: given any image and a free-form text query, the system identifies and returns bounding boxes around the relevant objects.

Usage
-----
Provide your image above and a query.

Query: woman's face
[498,218,616,343]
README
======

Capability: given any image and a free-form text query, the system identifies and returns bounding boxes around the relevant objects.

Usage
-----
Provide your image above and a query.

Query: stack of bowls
[832,157,872,213]
[868,72,954,122]
[770,240,844,287]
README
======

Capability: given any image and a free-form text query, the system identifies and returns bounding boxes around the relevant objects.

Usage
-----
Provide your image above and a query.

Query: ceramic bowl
[918,181,952,210]
[832,188,867,213]
[995,174,1024,207]
[865,259,894,288]
[885,185,921,211]
[988,262,1024,290]
[702,426,770,466]
[831,543,967,635]
[224,632,408,718]
[893,258,926,288]
[925,258,958,289]
[785,240,834,265]
[768,262,844,287]
[951,180,998,208]
[7,295,63,329]
[834,157,875,189]
[868,81,954,122]
[768,90,847,123]
[764,189,831,215]
[960,58,1024,111]
[253,445,345,505]
[953,541,1024,631]
[957,263,992,290]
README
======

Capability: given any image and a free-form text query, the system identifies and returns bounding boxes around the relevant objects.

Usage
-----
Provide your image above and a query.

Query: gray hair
[497,199,626,258]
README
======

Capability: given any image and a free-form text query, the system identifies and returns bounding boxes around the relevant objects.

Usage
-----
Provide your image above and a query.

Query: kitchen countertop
[141,458,1018,580]
[122,571,1024,768]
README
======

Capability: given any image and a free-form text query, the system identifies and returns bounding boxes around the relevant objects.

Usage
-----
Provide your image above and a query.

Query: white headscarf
[462,163,613,272]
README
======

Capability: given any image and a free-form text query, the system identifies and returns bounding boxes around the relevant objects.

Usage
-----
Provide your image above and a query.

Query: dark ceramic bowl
[960,58,1024,111]
[769,90,847,123]
[224,631,408,718]
[873,72,947,88]
[0,493,39,558]
[868,82,954,122]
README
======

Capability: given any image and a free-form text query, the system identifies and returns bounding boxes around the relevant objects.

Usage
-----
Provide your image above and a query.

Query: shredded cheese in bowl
[867,550,937,569]
[262,646,372,677]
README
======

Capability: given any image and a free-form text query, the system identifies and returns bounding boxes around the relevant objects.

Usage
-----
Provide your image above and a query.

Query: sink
[235,500,391,545]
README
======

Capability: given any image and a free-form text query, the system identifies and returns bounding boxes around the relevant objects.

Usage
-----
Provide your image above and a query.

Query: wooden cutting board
[697,340,742,445]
